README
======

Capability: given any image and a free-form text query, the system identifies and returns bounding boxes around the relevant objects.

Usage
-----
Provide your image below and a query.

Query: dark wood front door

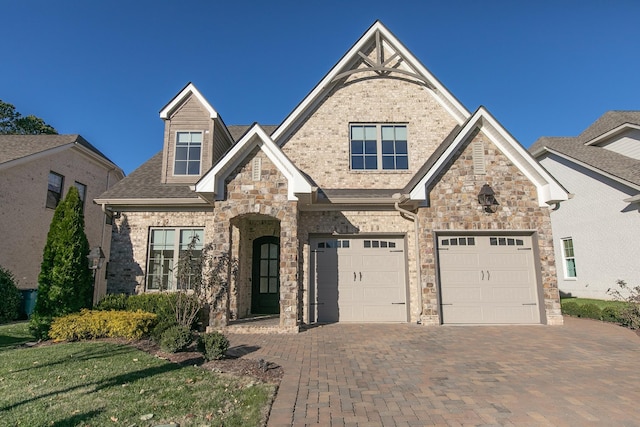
[252,236,280,314]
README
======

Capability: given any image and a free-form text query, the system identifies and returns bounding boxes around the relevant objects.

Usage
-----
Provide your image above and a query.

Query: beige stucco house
[96,21,568,331]
[0,134,124,303]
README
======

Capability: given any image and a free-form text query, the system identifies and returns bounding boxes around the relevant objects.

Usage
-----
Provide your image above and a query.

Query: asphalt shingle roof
[530,111,640,187]
[0,134,115,165]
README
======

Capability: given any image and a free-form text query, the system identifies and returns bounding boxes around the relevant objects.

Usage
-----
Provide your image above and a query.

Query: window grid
[174,131,202,175]
[46,171,64,209]
[146,227,204,291]
[350,124,408,171]
[562,238,577,278]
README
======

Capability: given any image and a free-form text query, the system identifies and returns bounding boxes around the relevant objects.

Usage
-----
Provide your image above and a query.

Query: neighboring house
[0,134,124,303]
[96,21,567,332]
[530,111,640,299]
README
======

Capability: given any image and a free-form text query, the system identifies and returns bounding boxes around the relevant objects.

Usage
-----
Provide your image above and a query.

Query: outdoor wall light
[477,184,498,213]
[87,246,106,271]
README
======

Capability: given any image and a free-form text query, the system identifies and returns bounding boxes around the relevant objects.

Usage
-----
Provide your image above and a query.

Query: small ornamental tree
[34,186,93,318]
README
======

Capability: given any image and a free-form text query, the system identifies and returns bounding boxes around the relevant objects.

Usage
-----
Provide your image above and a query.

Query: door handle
[481,270,484,280]
[487,270,490,281]
[354,272,356,281]
[359,272,362,281]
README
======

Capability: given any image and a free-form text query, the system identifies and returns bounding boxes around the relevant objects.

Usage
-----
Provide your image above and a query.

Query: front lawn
[560,297,629,311]
[0,321,33,349]
[0,324,275,426]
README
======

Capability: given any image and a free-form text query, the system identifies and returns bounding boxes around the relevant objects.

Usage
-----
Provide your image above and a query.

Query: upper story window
[46,171,64,209]
[174,131,202,175]
[561,238,577,279]
[74,181,87,208]
[350,124,408,170]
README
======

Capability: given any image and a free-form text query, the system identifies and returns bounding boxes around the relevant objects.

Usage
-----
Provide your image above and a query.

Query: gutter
[392,193,423,323]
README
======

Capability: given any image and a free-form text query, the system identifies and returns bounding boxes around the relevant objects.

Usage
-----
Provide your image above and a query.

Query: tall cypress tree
[34,186,93,317]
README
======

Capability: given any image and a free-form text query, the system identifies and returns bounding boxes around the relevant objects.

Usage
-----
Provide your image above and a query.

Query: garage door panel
[312,236,407,323]
[438,235,540,325]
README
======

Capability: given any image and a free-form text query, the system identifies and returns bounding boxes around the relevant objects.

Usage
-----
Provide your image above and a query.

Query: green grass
[560,297,629,310]
[0,326,275,426]
[0,321,33,349]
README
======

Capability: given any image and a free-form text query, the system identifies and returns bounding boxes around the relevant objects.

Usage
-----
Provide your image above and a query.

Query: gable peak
[159,82,218,119]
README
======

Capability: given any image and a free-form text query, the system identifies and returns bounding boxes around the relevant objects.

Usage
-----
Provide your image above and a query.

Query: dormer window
[350,124,408,170]
[174,131,202,175]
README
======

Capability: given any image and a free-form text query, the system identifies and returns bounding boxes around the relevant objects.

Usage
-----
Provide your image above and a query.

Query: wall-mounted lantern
[87,247,106,272]
[478,184,498,213]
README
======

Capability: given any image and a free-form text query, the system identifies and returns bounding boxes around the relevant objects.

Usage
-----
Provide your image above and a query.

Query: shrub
[0,266,21,323]
[159,325,193,353]
[48,309,157,341]
[607,280,640,330]
[95,294,128,311]
[577,303,602,320]
[34,186,93,318]
[601,306,622,323]
[127,293,181,341]
[198,331,229,361]
[28,314,53,340]
[561,301,580,316]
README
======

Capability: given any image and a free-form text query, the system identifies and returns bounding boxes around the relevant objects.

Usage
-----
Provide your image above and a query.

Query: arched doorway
[252,236,280,314]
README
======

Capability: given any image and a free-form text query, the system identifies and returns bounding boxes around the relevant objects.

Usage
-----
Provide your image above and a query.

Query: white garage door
[311,237,407,323]
[437,235,540,324]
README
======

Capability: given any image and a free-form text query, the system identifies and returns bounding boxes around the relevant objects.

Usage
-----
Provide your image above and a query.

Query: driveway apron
[226,317,640,426]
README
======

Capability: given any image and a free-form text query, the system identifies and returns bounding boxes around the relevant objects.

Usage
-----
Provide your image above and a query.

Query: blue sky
[2,0,639,174]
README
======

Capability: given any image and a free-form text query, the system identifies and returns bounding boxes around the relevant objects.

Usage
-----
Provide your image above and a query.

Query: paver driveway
[226,317,640,426]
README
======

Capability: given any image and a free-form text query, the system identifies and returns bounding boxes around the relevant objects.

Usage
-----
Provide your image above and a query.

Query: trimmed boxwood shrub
[28,313,53,341]
[159,325,192,353]
[48,309,157,341]
[601,306,621,323]
[198,331,229,361]
[95,294,128,311]
[577,303,602,320]
[0,265,21,323]
[561,301,580,316]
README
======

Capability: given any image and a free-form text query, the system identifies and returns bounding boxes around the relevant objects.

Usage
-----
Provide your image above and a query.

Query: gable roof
[407,107,568,207]
[530,111,640,188]
[271,20,470,145]
[0,134,122,176]
[195,124,313,202]
[159,82,218,119]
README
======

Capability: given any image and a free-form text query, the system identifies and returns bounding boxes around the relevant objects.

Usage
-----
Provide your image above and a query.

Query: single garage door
[437,235,540,324]
[311,236,407,323]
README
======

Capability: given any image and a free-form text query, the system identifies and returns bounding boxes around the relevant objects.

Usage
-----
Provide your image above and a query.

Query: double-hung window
[146,228,204,291]
[46,171,64,209]
[561,238,577,278]
[174,131,202,175]
[350,124,408,170]
[74,181,87,209]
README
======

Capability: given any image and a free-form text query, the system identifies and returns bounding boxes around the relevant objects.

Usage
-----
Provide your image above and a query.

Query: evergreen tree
[34,186,93,317]
[0,100,57,134]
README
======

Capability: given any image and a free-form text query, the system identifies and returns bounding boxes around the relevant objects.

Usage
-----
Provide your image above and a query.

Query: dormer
[159,83,234,184]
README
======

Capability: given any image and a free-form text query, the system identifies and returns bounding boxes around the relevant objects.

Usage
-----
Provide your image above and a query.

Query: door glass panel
[269,243,278,258]
[260,278,268,293]
[269,278,278,293]
[260,260,268,275]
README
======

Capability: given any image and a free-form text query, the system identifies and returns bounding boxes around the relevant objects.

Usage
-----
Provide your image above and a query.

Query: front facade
[0,134,124,302]
[531,112,640,299]
[97,22,567,331]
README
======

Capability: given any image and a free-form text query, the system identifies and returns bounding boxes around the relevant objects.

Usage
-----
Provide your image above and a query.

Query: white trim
[584,123,640,146]
[271,21,470,145]
[194,124,313,201]
[540,147,640,191]
[172,130,203,177]
[160,83,218,119]
[408,107,568,207]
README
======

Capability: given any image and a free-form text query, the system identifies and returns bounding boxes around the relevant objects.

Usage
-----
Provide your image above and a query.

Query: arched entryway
[251,236,280,314]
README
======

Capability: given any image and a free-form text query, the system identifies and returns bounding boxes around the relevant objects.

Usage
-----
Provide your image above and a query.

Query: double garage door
[311,236,407,323]
[437,235,541,324]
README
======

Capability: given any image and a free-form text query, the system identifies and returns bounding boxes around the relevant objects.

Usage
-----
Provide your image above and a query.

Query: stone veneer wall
[417,131,562,325]
[210,148,299,329]
[108,209,214,295]
[280,77,459,190]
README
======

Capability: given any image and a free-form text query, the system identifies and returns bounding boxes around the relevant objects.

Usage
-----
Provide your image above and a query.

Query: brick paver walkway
[226,317,640,426]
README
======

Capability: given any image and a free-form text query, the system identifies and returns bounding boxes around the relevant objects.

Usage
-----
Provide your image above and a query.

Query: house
[0,134,124,304]
[96,21,567,331]
[530,111,640,299]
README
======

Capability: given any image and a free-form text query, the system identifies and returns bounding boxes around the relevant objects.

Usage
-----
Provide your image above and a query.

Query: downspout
[393,194,423,323]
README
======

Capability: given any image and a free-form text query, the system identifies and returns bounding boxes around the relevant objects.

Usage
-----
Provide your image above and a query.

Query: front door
[252,236,280,314]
